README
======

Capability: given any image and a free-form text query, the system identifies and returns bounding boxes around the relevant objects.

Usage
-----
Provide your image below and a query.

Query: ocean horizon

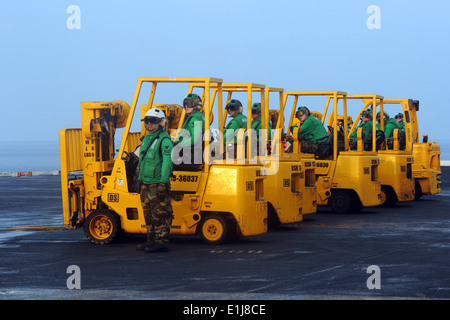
[1,139,449,173]
[0,141,61,172]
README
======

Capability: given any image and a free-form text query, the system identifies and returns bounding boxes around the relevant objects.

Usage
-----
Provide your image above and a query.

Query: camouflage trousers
[140,183,173,245]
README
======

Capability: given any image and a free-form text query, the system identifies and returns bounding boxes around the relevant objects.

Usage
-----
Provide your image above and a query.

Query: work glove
[349,140,356,150]
[156,183,169,200]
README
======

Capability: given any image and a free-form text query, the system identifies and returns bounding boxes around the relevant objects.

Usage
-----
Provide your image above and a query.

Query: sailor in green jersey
[395,113,405,130]
[137,108,174,253]
[250,103,272,143]
[292,106,328,144]
[377,111,402,142]
[174,93,205,164]
[176,93,205,147]
[349,109,385,150]
[223,99,247,144]
[349,109,375,145]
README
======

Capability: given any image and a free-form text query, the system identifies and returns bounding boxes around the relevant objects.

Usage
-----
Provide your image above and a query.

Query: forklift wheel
[84,210,119,245]
[380,186,398,207]
[329,190,354,214]
[414,181,422,200]
[199,214,229,245]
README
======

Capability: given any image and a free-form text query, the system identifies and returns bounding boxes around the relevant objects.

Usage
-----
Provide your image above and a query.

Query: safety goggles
[251,108,261,115]
[142,117,162,124]
[183,100,199,108]
[226,105,240,111]
[361,112,372,119]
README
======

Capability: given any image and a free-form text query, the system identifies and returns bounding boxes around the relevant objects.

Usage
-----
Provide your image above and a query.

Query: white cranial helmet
[144,108,165,119]
[142,108,166,127]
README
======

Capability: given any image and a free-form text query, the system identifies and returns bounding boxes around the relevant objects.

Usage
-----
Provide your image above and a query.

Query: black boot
[144,242,168,253]
[136,241,153,251]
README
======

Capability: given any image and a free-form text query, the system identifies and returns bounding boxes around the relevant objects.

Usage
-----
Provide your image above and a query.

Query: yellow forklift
[378,99,441,199]
[59,77,268,245]
[346,95,415,206]
[188,83,316,226]
[284,91,382,213]
[264,87,317,216]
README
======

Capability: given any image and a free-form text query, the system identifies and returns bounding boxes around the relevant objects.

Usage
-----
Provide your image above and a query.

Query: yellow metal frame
[60,77,269,244]
[283,91,382,212]
[285,91,350,160]
[188,82,267,160]
[264,87,312,221]
[382,99,441,197]
[189,83,319,221]
[119,77,220,174]
[59,128,83,226]
[346,95,415,204]
[265,87,318,215]
[60,100,130,227]
[209,84,316,223]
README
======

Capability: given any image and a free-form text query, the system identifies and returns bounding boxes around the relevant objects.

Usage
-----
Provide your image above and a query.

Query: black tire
[199,214,230,245]
[329,190,354,214]
[84,210,120,245]
[351,196,363,212]
[267,203,281,230]
[380,185,398,207]
[414,181,423,200]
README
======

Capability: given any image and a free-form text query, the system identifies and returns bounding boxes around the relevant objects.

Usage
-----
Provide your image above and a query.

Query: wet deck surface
[0,168,449,300]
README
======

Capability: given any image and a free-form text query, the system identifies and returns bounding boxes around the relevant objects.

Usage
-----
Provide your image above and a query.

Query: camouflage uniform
[140,183,173,245]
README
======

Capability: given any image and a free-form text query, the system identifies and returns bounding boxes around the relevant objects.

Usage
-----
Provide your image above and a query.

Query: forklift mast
[59,100,130,227]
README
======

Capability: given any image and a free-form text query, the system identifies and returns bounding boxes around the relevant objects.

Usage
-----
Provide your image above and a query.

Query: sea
[0,141,63,173]
[1,139,449,173]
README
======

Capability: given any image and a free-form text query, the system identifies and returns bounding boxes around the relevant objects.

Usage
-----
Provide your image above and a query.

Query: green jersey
[138,130,173,184]
[296,116,328,143]
[251,116,272,142]
[224,113,247,144]
[176,110,205,148]
[384,118,402,141]
[350,120,381,143]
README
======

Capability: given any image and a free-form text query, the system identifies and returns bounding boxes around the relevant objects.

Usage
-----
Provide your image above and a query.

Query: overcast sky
[1,0,449,144]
